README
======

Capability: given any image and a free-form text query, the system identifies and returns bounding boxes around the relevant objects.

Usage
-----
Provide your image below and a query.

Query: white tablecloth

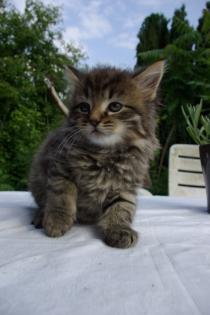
[0,192,210,315]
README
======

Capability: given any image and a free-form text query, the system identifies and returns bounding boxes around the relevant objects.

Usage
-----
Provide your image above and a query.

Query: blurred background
[0,0,210,194]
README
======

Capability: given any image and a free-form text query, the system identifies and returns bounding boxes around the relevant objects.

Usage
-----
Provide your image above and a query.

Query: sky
[12,0,207,69]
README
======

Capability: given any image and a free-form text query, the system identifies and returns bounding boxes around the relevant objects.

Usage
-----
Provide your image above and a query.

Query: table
[0,192,210,315]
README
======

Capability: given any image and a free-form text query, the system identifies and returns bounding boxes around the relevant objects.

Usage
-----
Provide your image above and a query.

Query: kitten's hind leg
[43,178,77,237]
[98,193,138,249]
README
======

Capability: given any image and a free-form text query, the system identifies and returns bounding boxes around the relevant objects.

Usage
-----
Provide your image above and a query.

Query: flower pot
[199,144,210,213]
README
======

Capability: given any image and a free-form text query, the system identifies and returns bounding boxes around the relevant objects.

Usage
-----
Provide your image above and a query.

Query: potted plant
[182,100,210,212]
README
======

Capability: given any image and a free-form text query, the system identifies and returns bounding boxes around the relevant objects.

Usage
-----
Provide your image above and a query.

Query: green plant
[135,3,210,195]
[0,0,84,190]
[182,100,210,144]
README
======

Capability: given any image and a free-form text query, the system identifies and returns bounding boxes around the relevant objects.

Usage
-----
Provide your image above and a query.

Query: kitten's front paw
[104,225,138,249]
[43,211,74,237]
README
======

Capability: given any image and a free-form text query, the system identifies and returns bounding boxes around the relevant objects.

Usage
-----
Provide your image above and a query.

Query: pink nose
[90,119,100,127]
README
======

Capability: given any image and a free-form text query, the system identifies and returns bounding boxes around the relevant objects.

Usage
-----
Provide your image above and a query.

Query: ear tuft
[133,60,165,101]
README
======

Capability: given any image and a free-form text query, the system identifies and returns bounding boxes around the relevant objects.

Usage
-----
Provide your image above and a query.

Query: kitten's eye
[77,102,90,113]
[108,102,123,112]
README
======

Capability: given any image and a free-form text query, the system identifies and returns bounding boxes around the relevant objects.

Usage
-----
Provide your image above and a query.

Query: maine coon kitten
[29,61,165,249]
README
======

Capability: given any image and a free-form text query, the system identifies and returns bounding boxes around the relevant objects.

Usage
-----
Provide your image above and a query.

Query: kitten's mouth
[87,125,121,146]
[90,128,104,136]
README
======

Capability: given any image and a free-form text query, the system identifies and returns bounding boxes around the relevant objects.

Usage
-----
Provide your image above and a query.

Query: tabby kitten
[29,61,165,249]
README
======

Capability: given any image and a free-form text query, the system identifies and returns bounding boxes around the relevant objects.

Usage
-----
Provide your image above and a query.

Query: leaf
[193,100,202,128]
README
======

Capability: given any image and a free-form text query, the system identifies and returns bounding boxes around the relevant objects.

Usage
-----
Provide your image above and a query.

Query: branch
[44,78,69,117]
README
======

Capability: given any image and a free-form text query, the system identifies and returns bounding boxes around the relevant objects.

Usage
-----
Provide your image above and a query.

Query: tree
[170,5,189,42]
[135,5,210,195]
[197,1,210,48]
[0,0,84,190]
[136,14,169,67]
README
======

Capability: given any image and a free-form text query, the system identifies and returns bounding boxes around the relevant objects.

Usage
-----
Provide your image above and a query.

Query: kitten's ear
[65,65,81,85]
[133,60,165,101]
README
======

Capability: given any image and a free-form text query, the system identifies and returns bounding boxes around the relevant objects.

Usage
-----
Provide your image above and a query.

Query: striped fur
[29,61,165,248]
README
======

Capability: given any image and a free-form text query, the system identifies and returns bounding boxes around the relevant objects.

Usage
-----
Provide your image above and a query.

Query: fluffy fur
[29,61,165,248]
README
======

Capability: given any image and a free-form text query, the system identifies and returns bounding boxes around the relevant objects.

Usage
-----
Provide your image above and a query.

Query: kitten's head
[66,61,165,147]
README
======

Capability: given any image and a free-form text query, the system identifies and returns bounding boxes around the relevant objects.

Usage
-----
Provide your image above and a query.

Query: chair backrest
[137,188,152,196]
[169,144,205,197]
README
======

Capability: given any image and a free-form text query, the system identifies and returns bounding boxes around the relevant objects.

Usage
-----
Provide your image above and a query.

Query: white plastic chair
[169,144,205,197]
[137,188,152,196]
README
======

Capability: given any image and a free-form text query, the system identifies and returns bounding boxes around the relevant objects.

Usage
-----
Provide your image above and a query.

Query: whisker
[60,130,81,152]
[66,132,82,153]
[56,128,81,156]
[56,131,76,153]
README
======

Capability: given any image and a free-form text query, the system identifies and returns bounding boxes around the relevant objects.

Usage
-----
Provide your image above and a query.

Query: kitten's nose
[90,119,100,127]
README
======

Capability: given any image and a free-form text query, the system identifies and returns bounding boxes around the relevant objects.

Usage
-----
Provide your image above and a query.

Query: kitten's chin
[87,133,122,146]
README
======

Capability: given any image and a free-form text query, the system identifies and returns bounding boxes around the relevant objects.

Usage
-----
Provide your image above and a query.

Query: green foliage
[197,1,210,48]
[136,2,210,195]
[182,100,210,144]
[136,13,169,66]
[0,0,84,190]
[170,5,189,42]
